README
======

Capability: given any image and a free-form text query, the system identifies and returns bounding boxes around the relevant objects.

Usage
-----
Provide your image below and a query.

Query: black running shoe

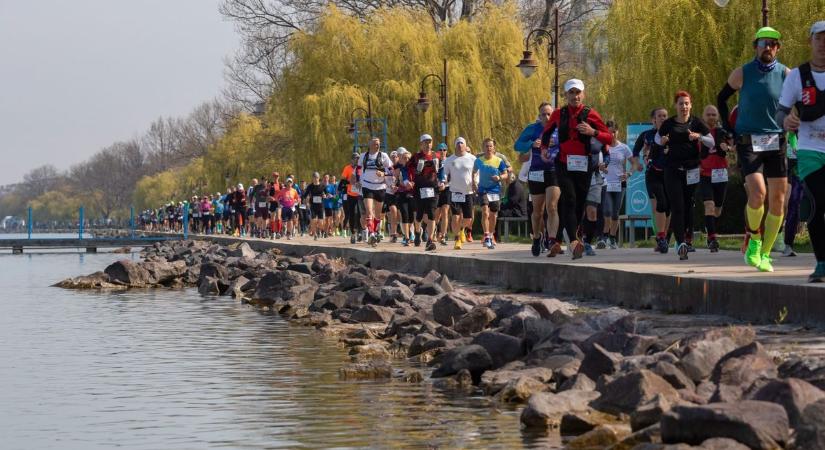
[531,238,541,257]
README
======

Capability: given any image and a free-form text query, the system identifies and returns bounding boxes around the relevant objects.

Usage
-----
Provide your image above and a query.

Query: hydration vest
[796,62,825,122]
[558,106,592,148]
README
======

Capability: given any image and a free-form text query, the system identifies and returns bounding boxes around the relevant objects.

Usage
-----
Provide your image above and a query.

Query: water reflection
[0,252,561,449]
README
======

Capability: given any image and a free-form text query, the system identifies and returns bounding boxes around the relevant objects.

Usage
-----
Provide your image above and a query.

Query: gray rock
[143,260,187,285]
[407,333,446,357]
[592,369,680,416]
[794,398,825,450]
[225,242,256,259]
[779,356,825,391]
[497,376,548,403]
[227,275,252,298]
[679,337,738,382]
[488,296,541,326]
[519,390,601,429]
[710,342,777,388]
[525,298,570,320]
[559,373,596,392]
[471,331,524,369]
[660,401,789,449]
[414,281,444,296]
[336,272,369,291]
[454,306,496,336]
[746,377,825,428]
[384,272,421,287]
[579,343,621,381]
[699,437,750,450]
[197,262,230,286]
[479,366,554,395]
[349,304,394,323]
[198,276,221,295]
[104,259,152,287]
[380,282,414,306]
[435,326,462,340]
[431,344,493,380]
[653,361,696,391]
[286,262,313,275]
[559,408,623,436]
[432,294,473,327]
[501,316,555,351]
[631,394,678,432]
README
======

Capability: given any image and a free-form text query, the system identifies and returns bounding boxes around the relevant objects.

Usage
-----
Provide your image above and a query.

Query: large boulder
[104,260,152,287]
[746,377,825,428]
[407,333,446,357]
[519,390,601,429]
[579,343,621,381]
[501,316,555,351]
[198,262,230,285]
[431,344,493,380]
[225,242,256,259]
[143,260,187,285]
[471,331,524,369]
[497,376,548,403]
[652,361,696,391]
[794,398,825,450]
[380,282,414,306]
[779,356,825,391]
[660,401,789,449]
[454,306,496,336]
[678,337,738,383]
[488,296,541,326]
[592,369,680,415]
[349,304,394,323]
[710,342,777,388]
[252,270,316,307]
[432,294,473,327]
[525,298,571,320]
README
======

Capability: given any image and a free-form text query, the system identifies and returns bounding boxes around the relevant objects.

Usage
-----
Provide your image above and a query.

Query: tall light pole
[416,59,449,147]
[516,8,560,107]
[714,0,769,26]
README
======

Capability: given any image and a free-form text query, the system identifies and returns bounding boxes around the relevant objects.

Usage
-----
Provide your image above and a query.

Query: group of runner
[140,21,825,283]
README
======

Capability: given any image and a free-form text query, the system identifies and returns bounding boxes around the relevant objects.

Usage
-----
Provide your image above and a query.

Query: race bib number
[751,133,780,152]
[686,168,700,185]
[485,193,501,202]
[312,196,322,204]
[354,185,363,195]
[420,187,435,199]
[258,202,266,208]
[451,192,466,203]
[299,204,307,210]
[711,168,729,184]
[343,194,347,201]
[528,170,545,182]
[607,182,622,192]
[567,155,588,172]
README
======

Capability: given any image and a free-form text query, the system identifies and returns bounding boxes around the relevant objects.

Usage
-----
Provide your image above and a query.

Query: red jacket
[543,105,612,163]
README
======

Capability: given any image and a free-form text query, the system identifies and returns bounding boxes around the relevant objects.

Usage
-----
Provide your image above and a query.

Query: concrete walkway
[179,232,825,326]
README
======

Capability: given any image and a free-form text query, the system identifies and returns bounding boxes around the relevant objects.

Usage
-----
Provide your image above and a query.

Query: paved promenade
[180,233,824,326]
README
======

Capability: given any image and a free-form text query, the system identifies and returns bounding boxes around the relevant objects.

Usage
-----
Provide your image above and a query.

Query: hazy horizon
[0,0,239,186]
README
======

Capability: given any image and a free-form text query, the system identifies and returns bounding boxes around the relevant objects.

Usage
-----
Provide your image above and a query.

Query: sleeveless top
[735,59,787,135]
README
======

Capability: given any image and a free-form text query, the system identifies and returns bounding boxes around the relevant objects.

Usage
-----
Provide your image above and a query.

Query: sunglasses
[757,39,780,48]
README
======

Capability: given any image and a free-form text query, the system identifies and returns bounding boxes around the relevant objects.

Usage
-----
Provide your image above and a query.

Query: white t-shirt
[779,67,825,153]
[358,151,394,191]
[605,142,633,184]
[443,153,477,195]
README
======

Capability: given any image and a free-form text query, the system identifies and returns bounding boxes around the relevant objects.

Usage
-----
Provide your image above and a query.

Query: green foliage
[278,4,554,178]
[589,0,825,126]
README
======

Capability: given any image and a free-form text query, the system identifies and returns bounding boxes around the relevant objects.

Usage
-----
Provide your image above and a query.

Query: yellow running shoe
[757,254,774,272]
[454,238,462,250]
[744,237,762,268]
[458,229,466,243]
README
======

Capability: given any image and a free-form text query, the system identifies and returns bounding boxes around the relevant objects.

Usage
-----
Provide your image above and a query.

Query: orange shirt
[277,187,300,207]
[341,164,360,197]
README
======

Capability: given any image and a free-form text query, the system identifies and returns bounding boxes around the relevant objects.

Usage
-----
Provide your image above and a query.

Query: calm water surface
[0,250,559,449]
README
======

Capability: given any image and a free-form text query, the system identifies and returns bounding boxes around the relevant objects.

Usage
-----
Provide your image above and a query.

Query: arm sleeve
[717,83,737,132]
[514,123,539,153]
[632,132,646,157]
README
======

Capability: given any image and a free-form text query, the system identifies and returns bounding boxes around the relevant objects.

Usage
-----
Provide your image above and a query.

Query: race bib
[751,133,780,152]
[258,202,266,208]
[312,196,322,204]
[420,187,435,199]
[451,192,466,203]
[299,204,307,210]
[528,170,545,182]
[711,168,729,184]
[343,194,347,201]
[485,193,501,202]
[607,182,622,192]
[686,168,700,185]
[567,155,588,172]
[354,185,363,195]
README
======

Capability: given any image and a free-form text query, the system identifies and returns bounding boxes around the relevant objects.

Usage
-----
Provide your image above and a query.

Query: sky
[0,0,240,186]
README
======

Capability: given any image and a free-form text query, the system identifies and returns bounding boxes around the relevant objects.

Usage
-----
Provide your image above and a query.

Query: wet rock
[678,337,738,383]
[631,394,680,432]
[564,424,629,449]
[54,272,122,290]
[745,377,825,428]
[402,369,424,383]
[349,304,394,323]
[453,306,496,336]
[407,333,446,357]
[480,367,554,395]
[198,276,222,295]
[431,344,493,380]
[435,326,462,340]
[143,260,187,285]
[433,369,474,391]
[710,342,777,388]
[498,376,548,403]
[104,259,152,287]
[339,360,392,379]
[660,401,789,449]
[198,262,230,285]
[592,369,680,416]
[225,242,256,259]
[432,294,473,327]
[471,331,524,369]
[253,270,313,303]
[778,356,825,391]
[519,390,601,429]
[793,398,825,450]
[560,409,624,436]
[579,343,621,381]
[502,316,555,351]
[612,424,662,450]
[348,342,391,360]
[227,275,252,298]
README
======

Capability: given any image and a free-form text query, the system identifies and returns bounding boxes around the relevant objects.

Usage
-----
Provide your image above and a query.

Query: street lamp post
[415,59,449,147]
[714,0,769,26]
[516,8,560,108]
[347,106,371,139]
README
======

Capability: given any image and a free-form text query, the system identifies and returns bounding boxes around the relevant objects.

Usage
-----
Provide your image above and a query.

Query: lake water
[0,249,559,449]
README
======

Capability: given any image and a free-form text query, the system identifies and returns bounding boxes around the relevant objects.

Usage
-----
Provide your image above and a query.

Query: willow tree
[589,0,825,127]
[277,4,555,178]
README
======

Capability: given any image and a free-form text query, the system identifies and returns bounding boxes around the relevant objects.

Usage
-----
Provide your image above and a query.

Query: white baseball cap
[419,134,433,142]
[564,78,585,92]
[396,146,408,155]
[811,21,825,36]
[454,137,466,146]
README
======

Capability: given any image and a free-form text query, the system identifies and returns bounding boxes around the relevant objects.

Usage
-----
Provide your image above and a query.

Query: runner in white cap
[407,134,441,251]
